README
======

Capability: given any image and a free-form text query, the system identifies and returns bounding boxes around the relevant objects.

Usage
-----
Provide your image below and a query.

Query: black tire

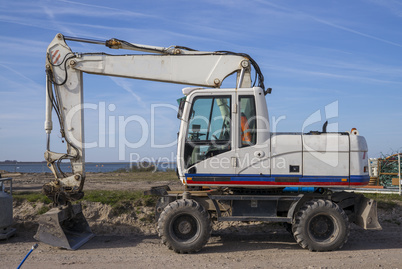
[292,199,350,252]
[157,199,211,253]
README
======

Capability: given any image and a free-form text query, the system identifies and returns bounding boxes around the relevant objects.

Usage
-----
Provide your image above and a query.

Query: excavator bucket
[34,203,94,250]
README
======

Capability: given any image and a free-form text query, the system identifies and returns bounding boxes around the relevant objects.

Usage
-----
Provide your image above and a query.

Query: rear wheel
[292,199,349,251]
[157,199,211,253]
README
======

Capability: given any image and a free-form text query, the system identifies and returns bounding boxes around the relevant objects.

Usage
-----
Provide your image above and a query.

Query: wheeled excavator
[35,33,381,252]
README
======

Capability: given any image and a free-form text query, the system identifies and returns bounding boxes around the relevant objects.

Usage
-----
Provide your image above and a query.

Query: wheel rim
[308,214,337,242]
[171,214,200,242]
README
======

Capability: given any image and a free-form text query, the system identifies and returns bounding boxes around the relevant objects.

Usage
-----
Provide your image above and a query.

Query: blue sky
[0,0,401,162]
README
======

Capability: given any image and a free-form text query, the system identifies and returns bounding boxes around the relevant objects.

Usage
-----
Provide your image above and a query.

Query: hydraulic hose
[17,243,38,269]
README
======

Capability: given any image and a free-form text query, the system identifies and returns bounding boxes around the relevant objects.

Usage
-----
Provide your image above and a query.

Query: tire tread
[157,199,211,253]
[292,199,350,252]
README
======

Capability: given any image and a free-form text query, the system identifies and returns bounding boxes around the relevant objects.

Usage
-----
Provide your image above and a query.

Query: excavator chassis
[151,186,381,252]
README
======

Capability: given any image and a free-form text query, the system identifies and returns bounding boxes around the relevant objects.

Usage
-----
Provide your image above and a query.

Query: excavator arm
[43,33,264,205]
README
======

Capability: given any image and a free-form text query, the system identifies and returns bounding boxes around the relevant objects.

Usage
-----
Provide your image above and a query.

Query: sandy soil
[1,173,402,268]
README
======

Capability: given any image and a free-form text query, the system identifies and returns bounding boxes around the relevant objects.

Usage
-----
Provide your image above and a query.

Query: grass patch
[13,190,157,207]
[13,191,52,204]
[84,190,157,216]
[364,193,402,210]
[364,193,402,202]
[37,205,50,215]
[83,190,157,207]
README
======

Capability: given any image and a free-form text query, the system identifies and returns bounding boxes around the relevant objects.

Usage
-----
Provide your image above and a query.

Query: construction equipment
[36,33,381,252]
[0,176,16,240]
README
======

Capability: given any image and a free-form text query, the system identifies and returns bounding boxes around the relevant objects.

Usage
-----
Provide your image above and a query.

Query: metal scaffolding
[368,153,402,195]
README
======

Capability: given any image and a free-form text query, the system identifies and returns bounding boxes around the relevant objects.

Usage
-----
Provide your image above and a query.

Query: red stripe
[53,54,60,64]
[51,50,60,64]
[187,181,368,187]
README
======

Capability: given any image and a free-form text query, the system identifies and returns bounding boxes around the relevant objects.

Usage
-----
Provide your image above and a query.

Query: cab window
[184,96,231,168]
[239,96,256,147]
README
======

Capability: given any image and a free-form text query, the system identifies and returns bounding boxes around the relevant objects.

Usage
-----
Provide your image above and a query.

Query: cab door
[183,92,236,176]
[235,90,271,176]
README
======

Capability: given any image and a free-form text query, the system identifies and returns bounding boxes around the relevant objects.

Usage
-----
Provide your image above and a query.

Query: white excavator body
[35,33,379,252]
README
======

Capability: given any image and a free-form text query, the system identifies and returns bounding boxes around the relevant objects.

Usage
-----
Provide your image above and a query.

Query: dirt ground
[1,172,402,268]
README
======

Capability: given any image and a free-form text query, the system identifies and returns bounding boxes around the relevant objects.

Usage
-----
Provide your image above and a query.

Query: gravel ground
[1,173,401,268]
[2,223,402,269]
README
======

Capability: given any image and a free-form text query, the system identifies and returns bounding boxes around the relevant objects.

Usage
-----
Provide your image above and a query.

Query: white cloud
[310,16,402,48]
[254,0,402,48]
[55,0,155,18]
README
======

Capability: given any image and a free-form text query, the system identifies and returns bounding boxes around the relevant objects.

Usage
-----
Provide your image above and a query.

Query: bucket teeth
[34,203,94,250]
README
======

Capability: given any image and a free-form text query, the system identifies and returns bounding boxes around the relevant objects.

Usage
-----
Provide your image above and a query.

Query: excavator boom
[43,33,261,204]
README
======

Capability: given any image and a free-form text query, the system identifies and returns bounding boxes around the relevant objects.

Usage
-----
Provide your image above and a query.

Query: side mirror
[177,97,186,119]
[264,88,272,95]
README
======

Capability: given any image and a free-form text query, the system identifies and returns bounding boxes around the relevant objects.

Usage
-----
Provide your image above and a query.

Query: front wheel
[157,199,211,253]
[292,199,349,251]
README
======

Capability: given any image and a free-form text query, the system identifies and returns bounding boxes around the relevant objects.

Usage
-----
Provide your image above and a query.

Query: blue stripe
[350,175,370,183]
[185,173,370,184]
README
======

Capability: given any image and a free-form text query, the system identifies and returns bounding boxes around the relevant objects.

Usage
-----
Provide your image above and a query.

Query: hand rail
[0,177,13,194]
